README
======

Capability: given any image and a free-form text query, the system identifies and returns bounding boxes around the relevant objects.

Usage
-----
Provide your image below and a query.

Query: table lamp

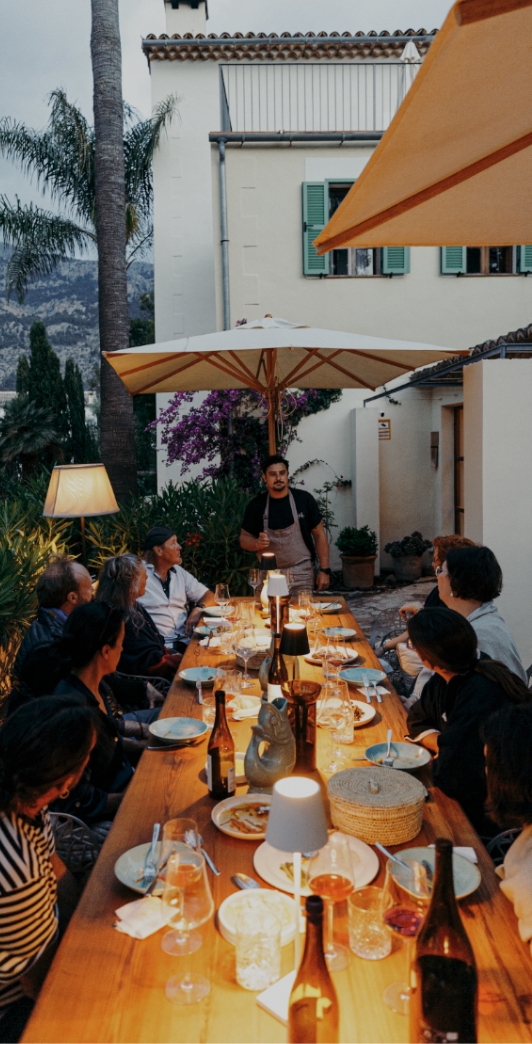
[260,553,279,611]
[280,623,310,680]
[267,572,290,632]
[266,776,328,970]
[43,463,119,563]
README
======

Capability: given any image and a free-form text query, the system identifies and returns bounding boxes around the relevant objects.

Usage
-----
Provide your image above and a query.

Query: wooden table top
[23,599,532,1044]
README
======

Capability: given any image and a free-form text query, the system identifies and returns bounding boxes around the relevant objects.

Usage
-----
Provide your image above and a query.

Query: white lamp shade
[266,777,329,853]
[43,464,119,518]
[267,574,289,598]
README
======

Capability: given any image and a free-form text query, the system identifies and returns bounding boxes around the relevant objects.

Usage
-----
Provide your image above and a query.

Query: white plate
[212,794,271,840]
[218,889,297,947]
[351,700,377,727]
[201,618,232,631]
[322,627,356,640]
[227,694,261,719]
[179,667,218,685]
[114,840,188,895]
[390,847,481,901]
[305,649,359,667]
[253,831,379,896]
[205,605,234,617]
[149,717,208,745]
[311,602,343,613]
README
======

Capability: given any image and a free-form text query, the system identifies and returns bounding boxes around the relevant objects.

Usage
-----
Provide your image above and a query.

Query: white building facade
[145,1,532,661]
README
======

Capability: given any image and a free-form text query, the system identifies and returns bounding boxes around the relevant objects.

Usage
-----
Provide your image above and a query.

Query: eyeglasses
[435,565,443,576]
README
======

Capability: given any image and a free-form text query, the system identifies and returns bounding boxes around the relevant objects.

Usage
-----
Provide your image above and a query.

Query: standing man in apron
[239,454,331,594]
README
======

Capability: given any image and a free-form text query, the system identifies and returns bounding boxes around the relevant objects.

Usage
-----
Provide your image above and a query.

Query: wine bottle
[207,690,235,800]
[267,632,288,702]
[288,895,339,1044]
[409,838,477,1043]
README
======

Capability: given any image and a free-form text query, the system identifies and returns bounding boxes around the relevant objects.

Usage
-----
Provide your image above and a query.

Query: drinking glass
[298,589,312,615]
[237,635,255,688]
[235,911,281,991]
[160,819,200,955]
[162,850,215,1006]
[318,680,351,773]
[236,601,254,627]
[381,860,426,1016]
[248,568,261,602]
[308,833,355,972]
[348,887,392,960]
[202,696,216,729]
[214,583,230,611]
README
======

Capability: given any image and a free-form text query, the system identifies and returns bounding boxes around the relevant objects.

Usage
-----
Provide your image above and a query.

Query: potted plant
[336,526,378,589]
[384,531,432,583]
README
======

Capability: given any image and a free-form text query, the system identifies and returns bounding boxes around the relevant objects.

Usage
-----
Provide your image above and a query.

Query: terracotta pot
[392,554,423,582]
[340,554,377,589]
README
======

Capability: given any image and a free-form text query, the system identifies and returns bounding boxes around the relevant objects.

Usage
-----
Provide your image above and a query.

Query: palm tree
[0,75,176,499]
[0,398,63,478]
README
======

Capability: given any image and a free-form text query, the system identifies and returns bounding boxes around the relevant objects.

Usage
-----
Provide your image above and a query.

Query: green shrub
[336,525,378,557]
[384,531,432,558]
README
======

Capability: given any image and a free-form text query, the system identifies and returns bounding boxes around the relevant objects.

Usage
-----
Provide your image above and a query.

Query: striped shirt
[0,810,57,1014]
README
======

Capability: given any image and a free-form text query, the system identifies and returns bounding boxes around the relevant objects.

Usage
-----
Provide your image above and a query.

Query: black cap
[143,526,175,552]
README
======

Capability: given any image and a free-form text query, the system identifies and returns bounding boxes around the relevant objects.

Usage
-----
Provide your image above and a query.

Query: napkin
[256,970,296,1025]
[114,896,167,939]
[428,844,478,864]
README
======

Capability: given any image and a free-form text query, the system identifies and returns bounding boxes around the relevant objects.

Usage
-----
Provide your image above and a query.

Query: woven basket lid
[328,767,425,809]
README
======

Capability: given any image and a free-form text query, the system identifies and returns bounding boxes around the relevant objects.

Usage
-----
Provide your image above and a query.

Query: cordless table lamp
[280,623,310,680]
[267,572,290,633]
[43,464,119,563]
[266,776,328,970]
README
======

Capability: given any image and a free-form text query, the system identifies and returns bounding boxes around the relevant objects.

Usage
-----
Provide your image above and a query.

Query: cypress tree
[27,321,68,438]
[16,354,30,396]
[64,358,87,463]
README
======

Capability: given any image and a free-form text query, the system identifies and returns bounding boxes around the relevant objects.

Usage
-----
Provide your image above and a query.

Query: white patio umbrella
[103,316,467,452]
[400,40,421,99]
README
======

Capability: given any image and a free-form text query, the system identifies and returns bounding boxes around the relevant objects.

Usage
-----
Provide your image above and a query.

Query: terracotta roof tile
[142,29,436,61]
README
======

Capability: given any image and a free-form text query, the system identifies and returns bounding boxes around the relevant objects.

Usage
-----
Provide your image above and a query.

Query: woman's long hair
[408,607,531,704]
[97,555,147,633]
[0,695,96,812]
[483,704,532,827]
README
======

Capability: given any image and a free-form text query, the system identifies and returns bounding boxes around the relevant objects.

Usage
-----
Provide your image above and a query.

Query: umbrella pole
[265,349,277,454]
[267,396,277,454]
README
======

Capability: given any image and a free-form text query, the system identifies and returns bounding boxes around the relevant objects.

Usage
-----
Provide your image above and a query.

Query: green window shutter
[441,246,466,274]
[519,245,532,273]
[302,182,330,276]
[382,247,410,275]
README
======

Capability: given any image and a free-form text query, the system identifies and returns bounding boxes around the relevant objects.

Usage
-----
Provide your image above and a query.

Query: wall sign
[378,419,391,440]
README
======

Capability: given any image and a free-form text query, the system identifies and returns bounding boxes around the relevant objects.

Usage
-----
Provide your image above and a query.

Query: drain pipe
[218,139,230,331]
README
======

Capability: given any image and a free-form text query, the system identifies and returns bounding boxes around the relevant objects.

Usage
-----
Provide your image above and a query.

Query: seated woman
[437,545,526,682]
[484,704,532,953]
[96,554,182,682]
[0,694,96,1043]
[406,608,531,837]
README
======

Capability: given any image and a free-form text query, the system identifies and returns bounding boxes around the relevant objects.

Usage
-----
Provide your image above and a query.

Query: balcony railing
[220,62,420,133]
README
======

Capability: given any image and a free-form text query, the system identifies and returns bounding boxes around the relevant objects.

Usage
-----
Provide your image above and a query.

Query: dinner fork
[139,822,160,888]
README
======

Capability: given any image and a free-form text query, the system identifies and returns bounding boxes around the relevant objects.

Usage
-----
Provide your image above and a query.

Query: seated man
[14,556,93,676]
[137,526,217,651]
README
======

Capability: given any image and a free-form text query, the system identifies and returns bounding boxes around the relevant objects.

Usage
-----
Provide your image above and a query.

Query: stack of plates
[148,717,208,747]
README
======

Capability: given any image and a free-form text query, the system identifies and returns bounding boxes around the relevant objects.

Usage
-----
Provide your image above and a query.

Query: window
[441,246,532,275]
[302,182,410,278]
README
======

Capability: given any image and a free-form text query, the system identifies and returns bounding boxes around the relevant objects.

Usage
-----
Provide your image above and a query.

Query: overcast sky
[0,0,451,208]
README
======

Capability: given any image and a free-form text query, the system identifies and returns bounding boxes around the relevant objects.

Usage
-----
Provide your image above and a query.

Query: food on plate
[222,891,294,934]
[280,857,311,887]
[218,801,269,834]
[352,705,364,722]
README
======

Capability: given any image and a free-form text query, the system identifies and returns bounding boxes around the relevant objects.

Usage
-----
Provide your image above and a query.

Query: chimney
[164,0,208,36]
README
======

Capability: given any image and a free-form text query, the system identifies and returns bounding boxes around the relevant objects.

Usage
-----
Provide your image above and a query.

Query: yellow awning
[314,0,532,252]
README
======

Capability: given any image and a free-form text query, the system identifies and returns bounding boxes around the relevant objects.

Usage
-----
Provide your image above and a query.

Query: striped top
[0,809,57,1014]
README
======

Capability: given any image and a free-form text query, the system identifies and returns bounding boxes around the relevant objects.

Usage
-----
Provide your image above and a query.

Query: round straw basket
[327,767,425,846]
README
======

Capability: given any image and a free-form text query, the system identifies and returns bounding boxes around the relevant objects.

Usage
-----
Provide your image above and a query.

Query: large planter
[340,554,377,590]
[391,554,424,583]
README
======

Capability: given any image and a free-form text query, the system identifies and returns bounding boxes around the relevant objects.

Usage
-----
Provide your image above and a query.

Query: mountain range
[0,253,153,389]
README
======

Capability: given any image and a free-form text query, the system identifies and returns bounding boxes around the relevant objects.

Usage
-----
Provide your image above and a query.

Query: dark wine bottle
[288,895,339,1044]
[409,837,478,1043]
[207,690,235,800]
[267,631,288,702]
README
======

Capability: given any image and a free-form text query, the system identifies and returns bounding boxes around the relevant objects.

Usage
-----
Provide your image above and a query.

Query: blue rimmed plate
[149,717,208,745]
[322,627,356,640]
[179,666,217,685]
[390,847,481,901]
[365,741,431,772]
[339,666,387,686]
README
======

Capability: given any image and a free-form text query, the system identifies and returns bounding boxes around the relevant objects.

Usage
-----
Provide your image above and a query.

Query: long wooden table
[23,599,532,1043]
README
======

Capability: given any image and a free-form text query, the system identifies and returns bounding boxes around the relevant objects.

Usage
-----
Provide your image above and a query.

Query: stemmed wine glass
[237,633,255,688]
[248,568,260,603]
[318,680,351,773]
[214,583,231,616]
[381,859,426,1016]
[160,818,201,955]
[308,833,355,972]
[162,850,215,1006]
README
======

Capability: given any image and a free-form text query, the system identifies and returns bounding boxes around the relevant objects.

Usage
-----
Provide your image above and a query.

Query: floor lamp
[43,464,119,563]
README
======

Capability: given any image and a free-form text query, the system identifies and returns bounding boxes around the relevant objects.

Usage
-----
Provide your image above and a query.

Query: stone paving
[338,577,438,641]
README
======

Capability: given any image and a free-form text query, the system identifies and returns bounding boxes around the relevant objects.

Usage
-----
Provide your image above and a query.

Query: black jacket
[118,603,167,676]
[407,666,508,836]
[14,607,65,677]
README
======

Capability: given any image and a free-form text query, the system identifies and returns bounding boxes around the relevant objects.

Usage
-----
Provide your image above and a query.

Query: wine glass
[381,859,426,1016]
[248,568,260,603]
[318,680,351,773]
[308,833,355,971]
[214,583,230,615]
[237,634,255,688]
[162,850,215,1006]
[160,818,200,955]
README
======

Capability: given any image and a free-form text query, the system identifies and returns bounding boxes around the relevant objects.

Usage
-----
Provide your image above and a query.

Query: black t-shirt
[241,488,322,559]
[424,585,444,609]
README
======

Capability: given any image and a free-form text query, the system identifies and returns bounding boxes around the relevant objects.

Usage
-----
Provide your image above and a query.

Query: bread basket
[327,767,425,846]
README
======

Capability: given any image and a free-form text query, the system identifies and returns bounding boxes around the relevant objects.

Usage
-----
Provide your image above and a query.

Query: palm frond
[124,95,179,220]
[0,197,93,301]
[0,399,63,463]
